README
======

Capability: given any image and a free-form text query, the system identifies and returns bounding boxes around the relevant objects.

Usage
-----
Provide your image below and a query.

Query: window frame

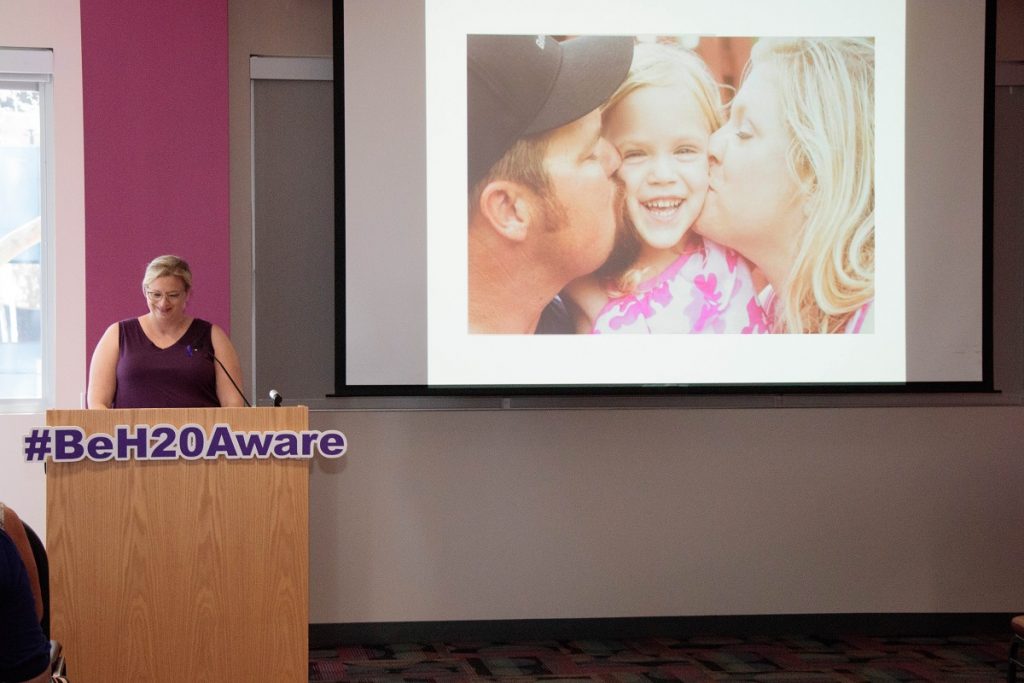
[0,47,55,413]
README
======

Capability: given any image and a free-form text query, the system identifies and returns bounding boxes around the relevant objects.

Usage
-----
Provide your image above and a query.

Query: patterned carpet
[309,633,1011,682]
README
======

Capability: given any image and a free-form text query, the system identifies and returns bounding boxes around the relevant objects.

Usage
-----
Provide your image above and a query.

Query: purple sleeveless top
[113,318,220,408]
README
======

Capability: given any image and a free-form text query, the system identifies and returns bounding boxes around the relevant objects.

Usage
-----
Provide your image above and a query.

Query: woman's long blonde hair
[754,37,875,333]
[597,40,725,296]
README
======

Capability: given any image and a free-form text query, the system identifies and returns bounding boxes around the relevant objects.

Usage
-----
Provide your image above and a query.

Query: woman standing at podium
[87,255,246,408]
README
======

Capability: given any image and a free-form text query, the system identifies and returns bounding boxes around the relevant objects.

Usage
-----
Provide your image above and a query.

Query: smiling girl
[564,41,767,335]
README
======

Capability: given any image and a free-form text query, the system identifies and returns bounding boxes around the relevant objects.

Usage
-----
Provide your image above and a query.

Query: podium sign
[46,407,309,683]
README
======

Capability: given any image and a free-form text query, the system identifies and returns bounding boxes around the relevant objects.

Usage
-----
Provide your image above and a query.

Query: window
[0,48,52,411]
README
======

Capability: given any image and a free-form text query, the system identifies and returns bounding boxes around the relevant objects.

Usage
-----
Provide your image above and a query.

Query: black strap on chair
[23,521,50,641]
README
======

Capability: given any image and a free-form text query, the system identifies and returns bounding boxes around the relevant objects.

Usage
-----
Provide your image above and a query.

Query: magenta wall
[81,0,230,364]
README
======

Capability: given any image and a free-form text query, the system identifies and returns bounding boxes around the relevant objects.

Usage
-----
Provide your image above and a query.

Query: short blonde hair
[753,37,875,333]
[599,41,725,294]
[142,254,192,292]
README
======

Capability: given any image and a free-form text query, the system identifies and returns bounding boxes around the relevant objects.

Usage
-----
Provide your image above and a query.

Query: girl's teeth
[643,199,682,215]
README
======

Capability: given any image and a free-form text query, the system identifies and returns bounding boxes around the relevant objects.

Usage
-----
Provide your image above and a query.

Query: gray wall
[251,76,334,400]
[308,404,1023,622]
[231,0,1024,624]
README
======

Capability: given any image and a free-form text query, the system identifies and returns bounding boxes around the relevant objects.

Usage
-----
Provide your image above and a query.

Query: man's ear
[478,181,534,242]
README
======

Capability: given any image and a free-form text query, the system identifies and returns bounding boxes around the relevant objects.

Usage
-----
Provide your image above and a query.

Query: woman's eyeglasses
[145,290,184,303]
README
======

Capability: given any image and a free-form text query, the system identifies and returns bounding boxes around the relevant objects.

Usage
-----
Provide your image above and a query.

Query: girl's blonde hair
[753,37,875,333]
[597,41,725,296]
[142,254,193,292]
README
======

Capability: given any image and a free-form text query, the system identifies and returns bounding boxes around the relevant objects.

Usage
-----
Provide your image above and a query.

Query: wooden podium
[45,407,309,683]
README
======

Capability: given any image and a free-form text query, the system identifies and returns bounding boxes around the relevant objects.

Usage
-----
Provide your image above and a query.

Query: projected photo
[467,35,875,336]
[423,0,904,387]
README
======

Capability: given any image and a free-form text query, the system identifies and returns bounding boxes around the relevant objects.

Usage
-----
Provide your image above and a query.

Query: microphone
[187,343,251,407]
[269,389,283,407]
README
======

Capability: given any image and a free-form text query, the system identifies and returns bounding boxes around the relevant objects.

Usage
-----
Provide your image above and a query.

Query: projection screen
[336,0,992,396]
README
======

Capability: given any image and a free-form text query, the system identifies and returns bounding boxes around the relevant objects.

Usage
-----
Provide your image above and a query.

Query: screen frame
[331,0,996,399]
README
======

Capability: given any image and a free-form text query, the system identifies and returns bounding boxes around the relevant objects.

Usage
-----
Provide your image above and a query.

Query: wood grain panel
[46,407,309,683]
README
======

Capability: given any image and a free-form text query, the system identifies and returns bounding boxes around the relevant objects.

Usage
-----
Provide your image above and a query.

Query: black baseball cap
[467,34,634,190]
